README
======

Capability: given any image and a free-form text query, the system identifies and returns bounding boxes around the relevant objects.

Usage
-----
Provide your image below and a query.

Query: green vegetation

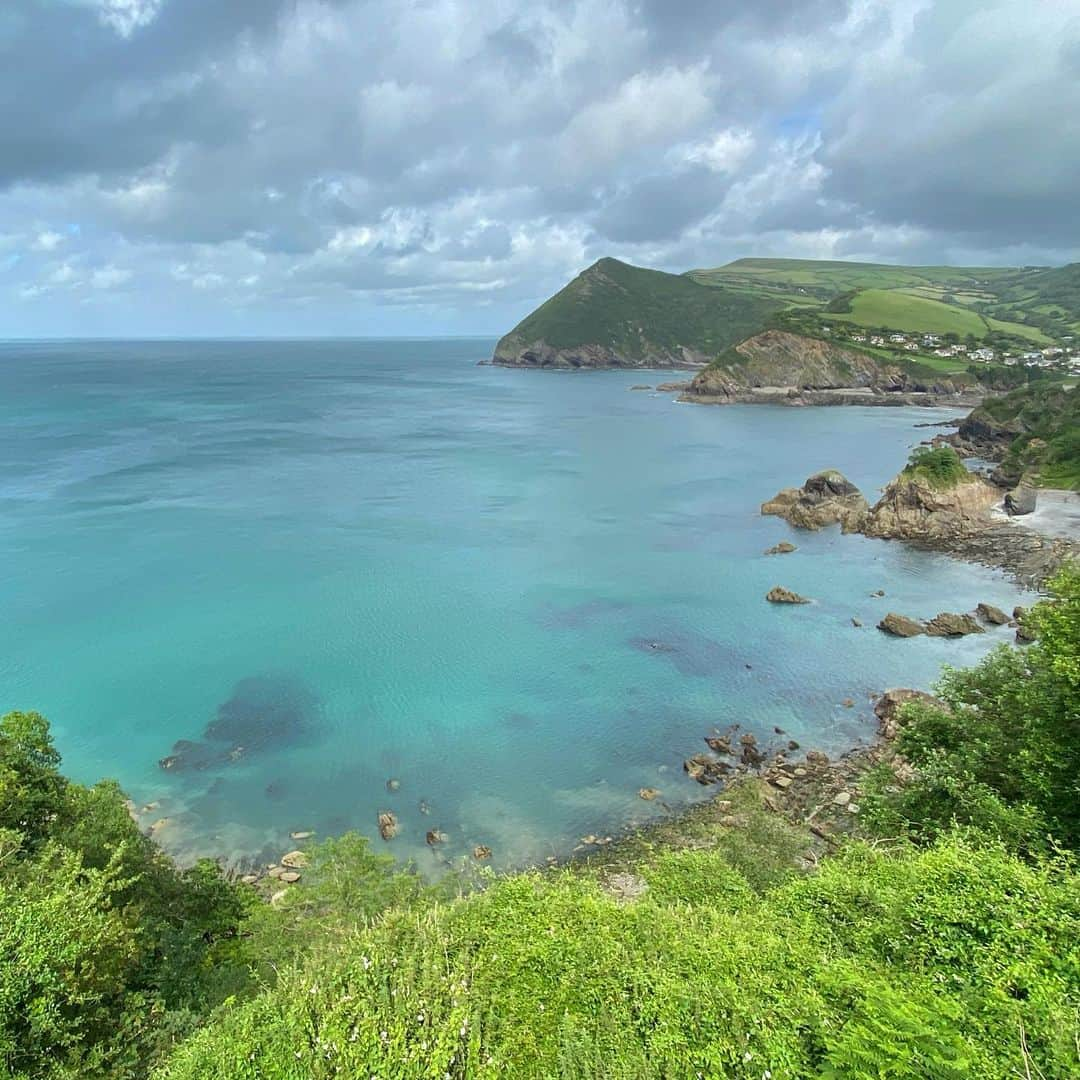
[494,257,782,361]
[971,383,1080,488]
[831,288,992,337]
[903,446,970,488]
[6,570,1080,1079]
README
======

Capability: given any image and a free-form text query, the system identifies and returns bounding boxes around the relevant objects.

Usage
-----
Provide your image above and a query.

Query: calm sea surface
[0,339,1029,870]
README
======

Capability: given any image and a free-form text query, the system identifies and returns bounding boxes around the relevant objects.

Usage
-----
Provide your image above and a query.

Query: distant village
[819,325,1080,374]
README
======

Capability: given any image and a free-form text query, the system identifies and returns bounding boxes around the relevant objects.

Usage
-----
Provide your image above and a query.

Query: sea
[0,338,1031,872]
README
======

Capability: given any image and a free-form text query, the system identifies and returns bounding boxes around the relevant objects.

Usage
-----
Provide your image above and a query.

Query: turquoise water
[0,339,1029,871]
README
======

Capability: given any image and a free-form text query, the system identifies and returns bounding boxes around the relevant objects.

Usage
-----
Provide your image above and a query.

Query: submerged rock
[637,787,661,801]
[473,845,492,860]
[877,613,927,637]
[764,541,797,555]
[425,829,448,846]
[386,778,401,793]
[925,612,984,637]
[766,586,811,604]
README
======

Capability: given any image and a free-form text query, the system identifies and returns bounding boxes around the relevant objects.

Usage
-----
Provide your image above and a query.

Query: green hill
[962,382,1080,488]
[493,257,1078,370]
[492,257,782,368]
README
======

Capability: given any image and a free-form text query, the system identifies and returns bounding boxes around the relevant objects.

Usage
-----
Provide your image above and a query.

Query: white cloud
[32,230,65,252]
[80,0,164,38]
[675,129,756,174]
[91,265,132,289]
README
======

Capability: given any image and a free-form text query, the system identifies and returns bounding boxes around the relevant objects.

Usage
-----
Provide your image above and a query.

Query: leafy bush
[862,566,1080,850]
[904,445,969,487]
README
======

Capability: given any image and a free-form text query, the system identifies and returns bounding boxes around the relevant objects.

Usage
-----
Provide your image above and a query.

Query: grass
[495,258,781,360]
[830,289,989,336]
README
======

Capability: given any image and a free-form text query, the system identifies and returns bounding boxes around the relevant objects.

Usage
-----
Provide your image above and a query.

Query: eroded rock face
[861,473,999,542]
[925,612,985,637]
[877,613,927,637]
[874,689,948,740]
[761,470,869,532]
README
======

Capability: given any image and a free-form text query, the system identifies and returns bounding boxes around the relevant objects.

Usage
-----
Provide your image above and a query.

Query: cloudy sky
[2,0,1078,337]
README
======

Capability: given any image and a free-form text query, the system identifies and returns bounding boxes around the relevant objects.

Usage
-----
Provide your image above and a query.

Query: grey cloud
[0,0,1077,336]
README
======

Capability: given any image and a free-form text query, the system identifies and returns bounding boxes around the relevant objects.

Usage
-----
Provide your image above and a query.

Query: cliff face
[682,330,975,406]
[861,473,1000,541]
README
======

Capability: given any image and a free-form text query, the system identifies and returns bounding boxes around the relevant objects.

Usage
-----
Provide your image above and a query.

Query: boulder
[975,602,1010,625]
[877,613,927,637]
[637,787,660,801]
[874,688,948,740]
[766,586,811,604]
[377,811,398,841]
[279,871,301,884]
[473,845,492,860]
[925,612,985,637]
[761,470,869,532]
[805,750,830,767]
[425,829,448,846]
[704,735,731,754]
[280,850,309,869]
[683,753,729,785]
[1004,484,1037,516]
[764,541,797,555]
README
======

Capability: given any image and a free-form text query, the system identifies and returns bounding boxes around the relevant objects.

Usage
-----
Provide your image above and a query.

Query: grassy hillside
[972,383,1080,488]
[692,258,1073,346]
[493,258,782,362]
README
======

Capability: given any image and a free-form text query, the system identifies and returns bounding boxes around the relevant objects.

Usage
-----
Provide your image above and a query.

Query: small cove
[0,339,1032,872]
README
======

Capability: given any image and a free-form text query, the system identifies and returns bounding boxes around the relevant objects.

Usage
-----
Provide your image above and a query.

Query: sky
[1,0,1079,338]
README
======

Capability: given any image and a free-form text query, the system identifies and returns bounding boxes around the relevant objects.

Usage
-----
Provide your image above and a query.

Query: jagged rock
[764,541,797,555]
[975,602,1010,625]
[1004,484,1037,516]
[377,811,398,841]
[766,586,811,604]
[805,750,830,767]
[1016,622,1036,644]
[874,689,947,740]
[638,787,660,801]
[877,613,927,637]
[704,735,731,754]
[925,612,985,637]
[473,845,492,860]
[771,775,793,790]
[425,829,448,846]
[683,753,729,785]
[761,470,869,532]
[862,471,999,541]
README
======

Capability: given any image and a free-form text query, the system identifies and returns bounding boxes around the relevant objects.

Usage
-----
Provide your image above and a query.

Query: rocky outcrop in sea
[761,470,870,532]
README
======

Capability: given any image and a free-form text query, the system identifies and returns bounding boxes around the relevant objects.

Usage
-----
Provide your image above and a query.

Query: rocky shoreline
[762,464,1077,590]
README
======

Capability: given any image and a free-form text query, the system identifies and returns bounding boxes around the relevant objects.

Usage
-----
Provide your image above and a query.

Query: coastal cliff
[680,330,978,407]
[762,447,1078,587]
[491,257,780,369]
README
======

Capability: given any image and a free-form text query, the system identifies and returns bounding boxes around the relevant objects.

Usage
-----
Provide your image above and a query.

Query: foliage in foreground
[156,837,1079,1080]
[863,565,1080,850]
